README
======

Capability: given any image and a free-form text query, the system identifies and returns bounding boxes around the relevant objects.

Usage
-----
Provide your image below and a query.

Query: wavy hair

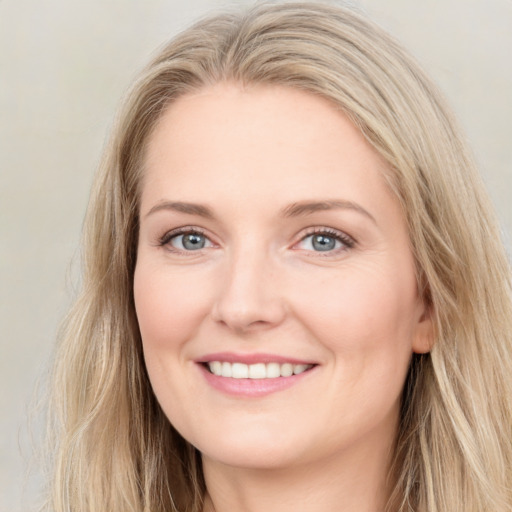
[45,2,512,511]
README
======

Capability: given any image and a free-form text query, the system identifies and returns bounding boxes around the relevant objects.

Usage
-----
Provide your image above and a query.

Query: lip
[195,352,318,398]
[195,352,316,365]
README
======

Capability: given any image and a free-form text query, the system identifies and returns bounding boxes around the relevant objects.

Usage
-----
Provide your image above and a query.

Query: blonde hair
[46,2,512,511]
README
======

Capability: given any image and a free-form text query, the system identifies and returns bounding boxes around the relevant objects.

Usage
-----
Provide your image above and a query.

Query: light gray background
[1,0,511,510]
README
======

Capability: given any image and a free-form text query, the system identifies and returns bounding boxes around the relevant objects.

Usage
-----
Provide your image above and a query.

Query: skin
[134,83,432,512]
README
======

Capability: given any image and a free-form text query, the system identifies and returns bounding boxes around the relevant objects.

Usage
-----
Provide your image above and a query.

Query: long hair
[46,2,512,511]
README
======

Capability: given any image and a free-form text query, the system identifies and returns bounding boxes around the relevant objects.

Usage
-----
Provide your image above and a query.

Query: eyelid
[292,226,356,253]
[155,225,355,255]
[158,226,216,253]
[159,226,203,242]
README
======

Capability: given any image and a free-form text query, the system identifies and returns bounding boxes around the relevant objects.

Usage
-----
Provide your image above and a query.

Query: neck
[202,437,395,512]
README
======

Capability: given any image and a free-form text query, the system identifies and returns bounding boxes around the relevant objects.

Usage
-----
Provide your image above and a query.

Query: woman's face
[134,83,431,471]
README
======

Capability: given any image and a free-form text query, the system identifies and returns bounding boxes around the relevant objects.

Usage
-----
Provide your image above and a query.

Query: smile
[207,361,314,379]
[197,353,318,396]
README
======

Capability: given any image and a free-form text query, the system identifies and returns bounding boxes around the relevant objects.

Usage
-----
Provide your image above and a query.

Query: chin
[202,444,301,471]
[189,423,311,470]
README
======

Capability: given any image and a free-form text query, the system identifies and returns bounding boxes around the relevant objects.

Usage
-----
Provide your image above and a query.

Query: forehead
[147,83,380,160]
[141,83,396,219]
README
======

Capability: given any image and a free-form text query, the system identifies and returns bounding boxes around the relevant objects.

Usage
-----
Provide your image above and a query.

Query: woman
[46,2,512,511]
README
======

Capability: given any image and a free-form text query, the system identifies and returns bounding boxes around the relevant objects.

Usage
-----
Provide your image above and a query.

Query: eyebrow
[144,199,376,224]
[144,201,215,219]
[281,200,376,224]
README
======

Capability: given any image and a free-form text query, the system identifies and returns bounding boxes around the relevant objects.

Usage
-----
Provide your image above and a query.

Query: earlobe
[412,306,435,354]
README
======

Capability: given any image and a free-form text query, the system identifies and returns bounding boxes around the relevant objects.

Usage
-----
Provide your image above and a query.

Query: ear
[412,302,434,354]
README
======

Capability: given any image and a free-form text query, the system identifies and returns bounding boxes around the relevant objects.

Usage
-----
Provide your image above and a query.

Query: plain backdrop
[1,0,511,510]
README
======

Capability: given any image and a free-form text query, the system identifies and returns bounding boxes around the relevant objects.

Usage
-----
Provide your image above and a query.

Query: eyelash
[158,226,210,251]
[157,226,356,255]
[296,227,356,254]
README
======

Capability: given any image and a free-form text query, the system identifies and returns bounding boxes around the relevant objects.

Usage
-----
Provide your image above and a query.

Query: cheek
[133,263,212,351]
[133,262,213,434]
[307,266,415,333]
[292,262,419,379]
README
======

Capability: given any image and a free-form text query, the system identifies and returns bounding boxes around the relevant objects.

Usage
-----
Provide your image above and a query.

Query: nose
[211,249,287,333]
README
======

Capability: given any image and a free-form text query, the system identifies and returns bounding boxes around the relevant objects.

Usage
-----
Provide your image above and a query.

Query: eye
[296,229,354,253]
[160,229,213,252]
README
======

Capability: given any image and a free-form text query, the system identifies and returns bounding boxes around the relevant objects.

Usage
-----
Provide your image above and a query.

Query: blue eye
[297,230,353,253]
[168,232,212,251]
[311,234,338,251]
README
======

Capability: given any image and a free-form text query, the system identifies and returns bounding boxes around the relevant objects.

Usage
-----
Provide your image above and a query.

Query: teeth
[207,361,313,379]
[210,361,222,375]
[293,364,309,375]
[248,363,266,379]
[280,363,293,377]
[266,362,280,378]
[232,362,249,378]
[221,361,232,377]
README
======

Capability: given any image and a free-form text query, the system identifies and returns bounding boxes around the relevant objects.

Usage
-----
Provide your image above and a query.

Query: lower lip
[198,364,315,397]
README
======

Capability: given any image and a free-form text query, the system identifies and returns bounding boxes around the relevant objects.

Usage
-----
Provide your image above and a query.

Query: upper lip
[195,352,317,365]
